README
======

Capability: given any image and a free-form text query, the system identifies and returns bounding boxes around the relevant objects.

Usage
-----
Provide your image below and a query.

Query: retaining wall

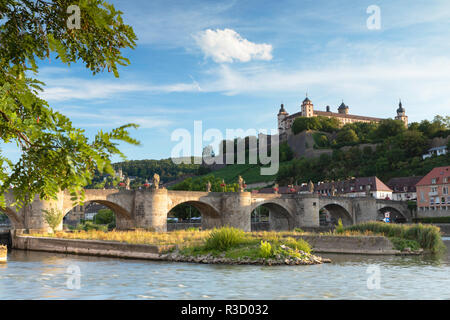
[297,235,398,254]
[12,235,170,260]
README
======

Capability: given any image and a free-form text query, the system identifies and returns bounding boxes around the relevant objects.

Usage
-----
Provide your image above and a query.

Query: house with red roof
[416,166,450,212]
[257,176,393,200]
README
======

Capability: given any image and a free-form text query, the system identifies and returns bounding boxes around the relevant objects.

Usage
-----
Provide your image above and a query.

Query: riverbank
[13,228,330,265]
[10,226,422,266]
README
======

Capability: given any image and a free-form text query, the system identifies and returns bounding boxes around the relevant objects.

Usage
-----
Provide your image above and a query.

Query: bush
[335,218,344,234]
[283,237,311,253]
[43,208,64,233]
[94,209,115,225]
[342,222,445,253]
[75,221,108,232]
[390,237,420,251]
[204,227,246,251]
[260,241,273,258]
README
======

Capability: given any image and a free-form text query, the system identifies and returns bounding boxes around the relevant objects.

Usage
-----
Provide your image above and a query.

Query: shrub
[283,237,311,253]
[342,222,445,253]
[204,227,245,251]
[94,209,115,225]
[260,241,273,258]
[76,221,108,232]
[43,208,64,233]
[335,218,344,234]
[294,228,304,233]
[390,237,420,251]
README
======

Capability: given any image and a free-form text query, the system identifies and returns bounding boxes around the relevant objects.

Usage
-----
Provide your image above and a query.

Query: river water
[1,238,449,300]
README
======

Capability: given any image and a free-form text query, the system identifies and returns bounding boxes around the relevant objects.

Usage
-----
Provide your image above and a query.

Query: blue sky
[8,0,450,162]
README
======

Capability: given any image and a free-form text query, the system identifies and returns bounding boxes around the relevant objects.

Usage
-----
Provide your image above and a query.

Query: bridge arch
[319,203,352,226]
[377,206,408,223]
[64,200,134,230]
[0,207,23,229]
[167,200,222,230]
[251,201,294,231]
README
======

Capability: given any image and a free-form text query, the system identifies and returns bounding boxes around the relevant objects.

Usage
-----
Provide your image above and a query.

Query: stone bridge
[1,189,411,232]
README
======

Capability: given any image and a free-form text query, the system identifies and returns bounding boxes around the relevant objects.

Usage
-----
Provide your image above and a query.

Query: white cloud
[194,28,273,63]
[40,78,201,102]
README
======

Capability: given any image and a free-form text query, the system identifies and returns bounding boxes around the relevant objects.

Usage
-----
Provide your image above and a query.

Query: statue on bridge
[206,180,211,192]
[308,180,314,193]
[152,173,160,190]
[238,176,245,192]
[331,184,337,196]
[125,177,131,190]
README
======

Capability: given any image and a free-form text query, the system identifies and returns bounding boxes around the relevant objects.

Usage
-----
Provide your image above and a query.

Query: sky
[6,0,450,162]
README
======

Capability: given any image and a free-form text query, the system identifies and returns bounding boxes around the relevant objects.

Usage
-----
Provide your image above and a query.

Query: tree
[375,119,406,140]
[43,207,64,233]
[336,127,359,145]
[0,1,139,208]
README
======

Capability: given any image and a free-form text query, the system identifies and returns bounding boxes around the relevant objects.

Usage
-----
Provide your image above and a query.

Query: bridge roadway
[1,189,411,232]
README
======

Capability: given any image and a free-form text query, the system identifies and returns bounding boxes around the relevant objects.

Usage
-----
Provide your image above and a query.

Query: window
[443,186,448,195]
[420,191,425,202]
[431,186,438,193]
[448,197,450,204]
[442,197,446,204]
[431,178,437,184]
[430,198,435,205]
[435,197,440,204]
[444,177,448,183]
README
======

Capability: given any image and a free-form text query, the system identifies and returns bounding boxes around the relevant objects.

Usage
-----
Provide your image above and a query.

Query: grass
[337,222,446,253]
[192,160,295,185]
[27,227,316,260]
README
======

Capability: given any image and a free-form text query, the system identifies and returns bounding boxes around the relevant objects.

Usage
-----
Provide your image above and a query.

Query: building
[387,176,423,201]
[257,177,393,200]
[416,166,450,211]
[277,96,408,137]
[422,146,448,160]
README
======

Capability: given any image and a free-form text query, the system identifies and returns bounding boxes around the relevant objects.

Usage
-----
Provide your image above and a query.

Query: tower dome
[278,103,287,114]
[338,101,349,114]
[397,100,405,114]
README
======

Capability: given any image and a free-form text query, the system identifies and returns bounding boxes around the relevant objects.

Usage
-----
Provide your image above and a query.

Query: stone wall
[12,234,166,260]
[297,235,398,254]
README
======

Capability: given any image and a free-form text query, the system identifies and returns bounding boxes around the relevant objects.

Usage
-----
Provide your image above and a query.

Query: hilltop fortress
[277,96,408,138]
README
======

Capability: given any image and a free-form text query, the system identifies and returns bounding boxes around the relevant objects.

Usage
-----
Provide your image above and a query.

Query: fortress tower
[395,100,408,127]
[301,96,314,117]
[277,103,288,134]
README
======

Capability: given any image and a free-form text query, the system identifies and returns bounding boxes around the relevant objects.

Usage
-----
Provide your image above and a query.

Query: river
[1,238,449,300]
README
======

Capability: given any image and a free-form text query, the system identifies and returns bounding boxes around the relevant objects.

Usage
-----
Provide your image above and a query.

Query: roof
[256,176,392,194]
[387,176,423,193]
[397,101,405,113]
[314,110,383,122]
[416,166,450,186]
[338,102,348,109]
[428,146,447,151]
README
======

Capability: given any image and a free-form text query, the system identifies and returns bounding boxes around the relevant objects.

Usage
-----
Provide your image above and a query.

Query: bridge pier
[220,192,252,232]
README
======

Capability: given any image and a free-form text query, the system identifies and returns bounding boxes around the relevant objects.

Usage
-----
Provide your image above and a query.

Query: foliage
[43,207,64,232]
[390,237,420,251]
[336,127,359,145]
[279,142,294,162]
[204,227,246,251]
[172,174,240,192]
[94,209,115,225]
[75,220,108,232]
[413,217,450,224]
[0,0,139,208]
[292,116,340,134]
[259,240,273,258]
[335,218,344,234]
[341,222,445,253]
